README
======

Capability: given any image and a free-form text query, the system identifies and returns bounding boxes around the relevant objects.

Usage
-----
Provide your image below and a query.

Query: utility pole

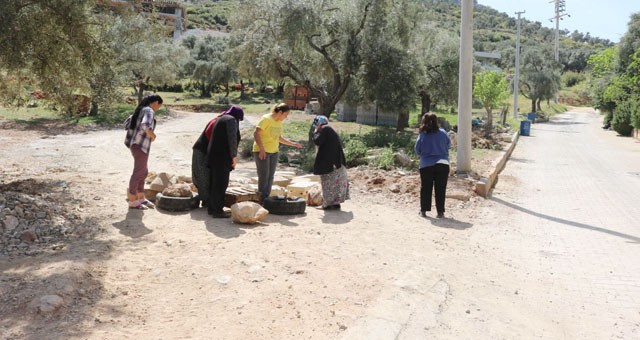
[456,0,473,174]
[513,11,525,119]
[550,0,569,102]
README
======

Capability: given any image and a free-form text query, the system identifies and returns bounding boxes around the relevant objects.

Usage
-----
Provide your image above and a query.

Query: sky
[477,0,640,43]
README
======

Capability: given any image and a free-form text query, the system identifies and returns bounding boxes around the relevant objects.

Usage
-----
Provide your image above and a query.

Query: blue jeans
[253,152,279,199]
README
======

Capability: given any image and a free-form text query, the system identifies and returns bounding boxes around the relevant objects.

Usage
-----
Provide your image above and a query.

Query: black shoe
[437,212,445,219]
[210,211,231,218]
[419,211,426,218]
[333,204,341,210]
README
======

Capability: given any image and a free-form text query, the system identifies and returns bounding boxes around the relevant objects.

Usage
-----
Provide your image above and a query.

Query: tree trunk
[239,80,248,100]
[137,85,145,105]
[536,98,542,111]
[199,83,211,98]
[485,107,493,129]
[531,98,536,113]
[276,80,285,95]
[89,100,99,117]
[396,112,408,131]
[419,91,431,115]
[318,95,336,118]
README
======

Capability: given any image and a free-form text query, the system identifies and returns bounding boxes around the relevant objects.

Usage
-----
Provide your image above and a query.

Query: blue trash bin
[527,112,537,123]
[520,120,531,136]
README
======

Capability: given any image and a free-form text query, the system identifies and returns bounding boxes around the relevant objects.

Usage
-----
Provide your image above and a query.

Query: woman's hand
[258,150,266,160]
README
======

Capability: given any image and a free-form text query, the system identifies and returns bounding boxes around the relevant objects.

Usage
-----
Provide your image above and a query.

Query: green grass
[0,106,58,121]
[157,90,285,115]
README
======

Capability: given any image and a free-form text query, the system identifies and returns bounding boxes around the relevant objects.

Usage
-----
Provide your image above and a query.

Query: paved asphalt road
[342,109,640,340]
[485,109,640,339]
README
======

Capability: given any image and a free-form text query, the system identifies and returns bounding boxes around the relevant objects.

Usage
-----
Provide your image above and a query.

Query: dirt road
[1,108,638,339]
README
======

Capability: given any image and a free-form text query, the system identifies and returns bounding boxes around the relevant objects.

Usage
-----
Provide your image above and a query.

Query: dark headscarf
[223,105,244,121]
[205,105,244,140]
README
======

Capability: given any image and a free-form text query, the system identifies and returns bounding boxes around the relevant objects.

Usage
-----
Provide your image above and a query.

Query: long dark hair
[419,112,440,134]
[129,94,163,129]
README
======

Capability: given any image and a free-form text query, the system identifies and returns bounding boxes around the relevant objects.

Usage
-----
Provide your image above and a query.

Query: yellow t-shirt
[252,114,283,153]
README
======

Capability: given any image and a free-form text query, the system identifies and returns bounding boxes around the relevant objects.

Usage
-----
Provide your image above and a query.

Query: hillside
[183,0,611,74]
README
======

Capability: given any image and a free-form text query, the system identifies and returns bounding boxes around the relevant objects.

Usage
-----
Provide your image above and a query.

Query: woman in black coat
[311,115,350,210]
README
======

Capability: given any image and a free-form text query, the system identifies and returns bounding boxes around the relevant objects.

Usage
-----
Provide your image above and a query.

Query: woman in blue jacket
[414,113,451,218]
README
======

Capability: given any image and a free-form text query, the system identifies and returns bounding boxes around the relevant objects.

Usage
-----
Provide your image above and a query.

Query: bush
[300,149,316,173]
[360,129,413,148]
[216,96,230,105]
[371,146,396,170]
[611,99,636,136]
[561,71,586,88]
[343,139,368,167]
[239,136,254,158]
[94,104,135,126]
[629,98,640,130]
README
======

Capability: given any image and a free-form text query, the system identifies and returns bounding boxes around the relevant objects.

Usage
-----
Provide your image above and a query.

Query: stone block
[230,201,269,224]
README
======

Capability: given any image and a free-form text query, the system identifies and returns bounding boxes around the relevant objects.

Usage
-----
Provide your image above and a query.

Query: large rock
[4,215,19,231]
[150,172,174,191]
[307,186,323,206]
[393,150,413,168]
[230,201,269,224]
[29,294,64,314]
[162,183,193,198]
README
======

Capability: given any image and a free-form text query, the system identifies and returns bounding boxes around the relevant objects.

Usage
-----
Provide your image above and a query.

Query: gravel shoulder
[1,110,489,340]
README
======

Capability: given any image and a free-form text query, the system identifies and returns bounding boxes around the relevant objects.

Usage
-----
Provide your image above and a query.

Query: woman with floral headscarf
[311,115,350,210]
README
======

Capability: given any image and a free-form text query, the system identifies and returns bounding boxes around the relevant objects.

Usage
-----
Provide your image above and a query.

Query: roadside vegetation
[1,0,636,172]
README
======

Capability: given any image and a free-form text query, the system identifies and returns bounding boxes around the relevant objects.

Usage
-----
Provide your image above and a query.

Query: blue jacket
[414,129,451,169]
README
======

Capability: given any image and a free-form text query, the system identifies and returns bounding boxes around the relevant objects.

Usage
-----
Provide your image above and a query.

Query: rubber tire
[263,197,306,215]
[155,193,200,212]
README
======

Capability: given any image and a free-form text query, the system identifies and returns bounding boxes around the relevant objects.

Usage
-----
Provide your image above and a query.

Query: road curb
[474,130,520,197]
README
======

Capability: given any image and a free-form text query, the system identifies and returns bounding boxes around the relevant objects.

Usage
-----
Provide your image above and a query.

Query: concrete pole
[554,2,560,62]
[173,8,183,41]
[513,11,524,119]
[456,0,473,174]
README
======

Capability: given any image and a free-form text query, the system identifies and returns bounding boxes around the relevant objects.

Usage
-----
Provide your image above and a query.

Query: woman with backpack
[124,94,163,210]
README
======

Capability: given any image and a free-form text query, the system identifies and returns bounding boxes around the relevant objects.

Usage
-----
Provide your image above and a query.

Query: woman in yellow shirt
[252,103,303,199]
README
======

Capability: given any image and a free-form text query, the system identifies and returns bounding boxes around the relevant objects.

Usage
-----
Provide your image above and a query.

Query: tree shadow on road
[492,197,640,243]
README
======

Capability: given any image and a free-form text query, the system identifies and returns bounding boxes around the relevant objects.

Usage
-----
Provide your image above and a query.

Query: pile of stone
[0,179,84,256]
[144,172,195,200]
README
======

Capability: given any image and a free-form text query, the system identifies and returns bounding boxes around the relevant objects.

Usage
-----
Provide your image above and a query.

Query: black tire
[263,197,306,215]
[156,193,200,212]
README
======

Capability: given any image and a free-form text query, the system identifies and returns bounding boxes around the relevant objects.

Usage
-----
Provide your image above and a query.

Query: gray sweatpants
[253,152,279,199]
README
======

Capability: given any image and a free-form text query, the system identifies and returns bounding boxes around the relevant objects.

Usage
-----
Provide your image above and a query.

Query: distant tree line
[0,0,621,130]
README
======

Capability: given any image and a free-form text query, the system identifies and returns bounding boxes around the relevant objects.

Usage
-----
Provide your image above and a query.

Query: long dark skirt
[192,149,210,203]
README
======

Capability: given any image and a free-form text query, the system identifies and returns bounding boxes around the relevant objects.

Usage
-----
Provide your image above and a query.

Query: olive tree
[410,25,460,114]
[106,14,188,104]
[0,0,99,113]
[183,36,237,98]
[473,70,508,128]
[229,0,374,117]
[519,47,561,112]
